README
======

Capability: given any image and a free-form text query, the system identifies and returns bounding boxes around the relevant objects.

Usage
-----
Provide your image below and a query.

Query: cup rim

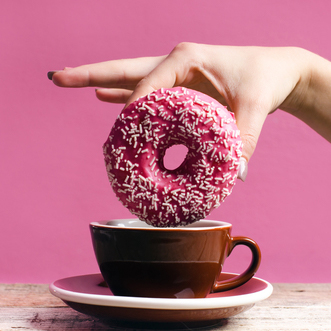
[90,219,232,231]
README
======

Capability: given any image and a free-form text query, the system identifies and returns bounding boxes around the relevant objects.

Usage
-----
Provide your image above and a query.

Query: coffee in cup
[90,219,261,298]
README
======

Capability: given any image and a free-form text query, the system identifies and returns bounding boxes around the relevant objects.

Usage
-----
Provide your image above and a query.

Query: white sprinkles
[103,87,242,227]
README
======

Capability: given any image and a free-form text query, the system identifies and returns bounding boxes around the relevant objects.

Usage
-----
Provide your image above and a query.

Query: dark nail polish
[47,71,56,80]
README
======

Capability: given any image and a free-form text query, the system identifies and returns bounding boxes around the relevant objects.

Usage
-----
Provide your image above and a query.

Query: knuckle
[170,42,204,74]
[172,42,198,56]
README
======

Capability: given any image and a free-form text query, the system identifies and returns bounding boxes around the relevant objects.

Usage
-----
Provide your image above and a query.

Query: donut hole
[163,144,189,171]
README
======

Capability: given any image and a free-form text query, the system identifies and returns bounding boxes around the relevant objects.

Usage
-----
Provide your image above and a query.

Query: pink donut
[103,87,242,227]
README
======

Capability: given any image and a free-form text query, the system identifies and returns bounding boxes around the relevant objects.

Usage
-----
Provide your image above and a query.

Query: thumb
[234,105,268,181]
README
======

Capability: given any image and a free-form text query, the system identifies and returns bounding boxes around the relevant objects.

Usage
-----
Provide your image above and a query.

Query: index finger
[49,56,166,89]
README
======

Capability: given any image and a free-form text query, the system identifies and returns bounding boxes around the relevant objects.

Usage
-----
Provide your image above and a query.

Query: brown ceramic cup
[90,219,261,299]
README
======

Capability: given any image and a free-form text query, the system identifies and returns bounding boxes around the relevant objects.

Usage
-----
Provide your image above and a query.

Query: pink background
[1,0,331,284]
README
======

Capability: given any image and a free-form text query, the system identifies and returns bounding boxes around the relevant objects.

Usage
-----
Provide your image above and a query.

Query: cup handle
[212,236,261,292]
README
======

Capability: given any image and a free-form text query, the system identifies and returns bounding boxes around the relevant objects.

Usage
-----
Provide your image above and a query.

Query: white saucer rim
[49,273,273,310]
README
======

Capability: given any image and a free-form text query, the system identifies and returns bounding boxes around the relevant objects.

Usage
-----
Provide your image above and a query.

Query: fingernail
[47,71,57,80]
[238,158,248,182]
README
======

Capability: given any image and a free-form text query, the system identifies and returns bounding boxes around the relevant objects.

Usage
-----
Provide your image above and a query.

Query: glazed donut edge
[103,87,242,227]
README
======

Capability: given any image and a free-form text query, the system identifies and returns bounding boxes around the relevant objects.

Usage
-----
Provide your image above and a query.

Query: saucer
[50,273,272,326]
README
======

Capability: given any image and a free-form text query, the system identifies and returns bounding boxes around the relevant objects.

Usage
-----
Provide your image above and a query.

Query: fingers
[234,103,268,163]
[233,105,267,182]
[95,88,133,103]
[50,66,90,87]
[49,56,166,89]
[124,43,202,107]
[124,59,177,107]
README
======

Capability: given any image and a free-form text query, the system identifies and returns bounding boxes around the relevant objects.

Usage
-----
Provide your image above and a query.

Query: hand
[49,43,331,179]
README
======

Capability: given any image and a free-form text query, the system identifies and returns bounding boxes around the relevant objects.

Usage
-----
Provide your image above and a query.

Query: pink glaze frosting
[103,87,242,227]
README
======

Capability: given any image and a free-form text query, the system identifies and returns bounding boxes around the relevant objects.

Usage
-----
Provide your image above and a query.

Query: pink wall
[1,0,330,284]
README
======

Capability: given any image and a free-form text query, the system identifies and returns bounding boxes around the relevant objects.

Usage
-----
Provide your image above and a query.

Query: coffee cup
[90,219,261,298]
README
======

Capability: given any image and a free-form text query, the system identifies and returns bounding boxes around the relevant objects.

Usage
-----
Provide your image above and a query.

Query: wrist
[279,48,315,115]
[280,48,331,142]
